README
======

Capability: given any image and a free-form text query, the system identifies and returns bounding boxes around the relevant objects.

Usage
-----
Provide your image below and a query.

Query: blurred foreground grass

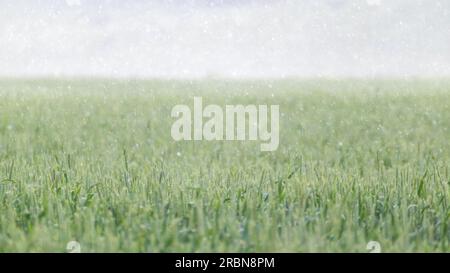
[0,79,449,252]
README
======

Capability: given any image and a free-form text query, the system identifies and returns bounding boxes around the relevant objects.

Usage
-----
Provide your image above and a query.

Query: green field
[0,79,449,252]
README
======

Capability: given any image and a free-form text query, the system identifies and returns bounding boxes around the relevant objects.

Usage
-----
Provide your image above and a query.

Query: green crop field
[0,79,449,252]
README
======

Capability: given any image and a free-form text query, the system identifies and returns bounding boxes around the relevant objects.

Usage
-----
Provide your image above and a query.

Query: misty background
[0,0,449,78]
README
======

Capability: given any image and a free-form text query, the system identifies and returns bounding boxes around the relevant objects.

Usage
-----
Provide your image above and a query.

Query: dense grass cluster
[0,79,449,252]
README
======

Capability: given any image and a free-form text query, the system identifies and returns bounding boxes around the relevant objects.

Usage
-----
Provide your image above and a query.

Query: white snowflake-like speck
[366,0,381,6]
[66,0,81,7]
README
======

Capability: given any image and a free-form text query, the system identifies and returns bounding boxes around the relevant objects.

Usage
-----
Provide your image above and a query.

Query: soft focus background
[1,0,450,78]
[1,1,450,253]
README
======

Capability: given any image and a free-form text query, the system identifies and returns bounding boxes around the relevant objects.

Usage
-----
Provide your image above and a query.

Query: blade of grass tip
[123,149,129,172]
[417,170,428,198]
[8,159,14,181]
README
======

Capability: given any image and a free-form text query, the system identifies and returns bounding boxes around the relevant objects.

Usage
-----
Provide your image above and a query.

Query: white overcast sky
[0,0,449,78]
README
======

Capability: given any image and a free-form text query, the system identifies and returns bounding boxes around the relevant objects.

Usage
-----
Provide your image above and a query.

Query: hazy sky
[0,0,449,78]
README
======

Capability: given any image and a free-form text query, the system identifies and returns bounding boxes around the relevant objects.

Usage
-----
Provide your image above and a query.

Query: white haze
[0,0,449,78]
